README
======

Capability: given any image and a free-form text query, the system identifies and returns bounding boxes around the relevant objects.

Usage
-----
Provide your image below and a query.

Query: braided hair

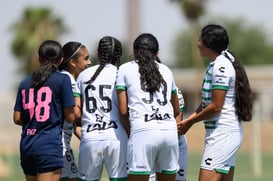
[133,33,165,93]
[201,24,253,121]
[85,36,122,84]
[32,40,63,88]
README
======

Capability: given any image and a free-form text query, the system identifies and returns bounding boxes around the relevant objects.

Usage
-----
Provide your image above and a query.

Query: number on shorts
[65,150,75,162]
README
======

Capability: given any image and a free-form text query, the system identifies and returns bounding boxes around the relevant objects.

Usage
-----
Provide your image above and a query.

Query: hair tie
[221,49,235,62]
[64,44,83,63]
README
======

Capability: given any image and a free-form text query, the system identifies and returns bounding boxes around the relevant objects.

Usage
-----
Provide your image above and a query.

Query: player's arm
[63,106,75,123]
[171,92,181,123]
[117,89,130,137]
[178,89,226,134]
[74,96,82,122]
[13,111,23,126]
[74,122,81,140]
[73,96,82,139]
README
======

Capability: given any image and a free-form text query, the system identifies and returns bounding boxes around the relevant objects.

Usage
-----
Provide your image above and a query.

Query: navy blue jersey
[14,72,75,156]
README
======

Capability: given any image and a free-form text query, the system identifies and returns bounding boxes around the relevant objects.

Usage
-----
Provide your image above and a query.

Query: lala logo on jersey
[144,106,171,122]
[86,113,118,132]
[95,114,104,122]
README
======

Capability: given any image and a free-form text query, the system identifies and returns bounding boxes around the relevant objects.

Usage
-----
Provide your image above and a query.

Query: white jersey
[177,88,184,112]
[76,64,127,142]
[116,60,177,133]
[202,54,240,130]
[60,70,76,148]
[176,88,188,181]
[60,70,79,179]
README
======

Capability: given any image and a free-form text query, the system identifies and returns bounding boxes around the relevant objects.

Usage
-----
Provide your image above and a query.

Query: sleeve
[170,70,177,94]
[177,88,185,111]
[115,65,127,90]
[13,84,23,111]
[211,60,231,90]
[61,75,75,108]
[71,78,78,97]
[74,74,82,98]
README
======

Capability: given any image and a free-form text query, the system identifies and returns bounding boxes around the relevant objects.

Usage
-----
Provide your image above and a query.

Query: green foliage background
[172,18,273,68]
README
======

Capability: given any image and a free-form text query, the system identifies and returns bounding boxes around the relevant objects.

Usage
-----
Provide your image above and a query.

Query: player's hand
[177,119,193,135]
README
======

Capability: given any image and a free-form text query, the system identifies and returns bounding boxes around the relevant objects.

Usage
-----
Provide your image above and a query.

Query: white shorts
[176,135,188,181]
[200,128,243,174]
[127,129,179,175]
[78,139,127,180]
[61,147,78,179]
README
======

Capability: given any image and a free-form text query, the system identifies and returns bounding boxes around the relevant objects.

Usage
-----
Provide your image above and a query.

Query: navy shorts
[21,153,64,176]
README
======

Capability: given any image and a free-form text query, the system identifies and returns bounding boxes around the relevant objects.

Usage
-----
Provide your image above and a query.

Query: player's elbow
[13,111,23,126]
[64,107,75,123]
[212,104,223,114]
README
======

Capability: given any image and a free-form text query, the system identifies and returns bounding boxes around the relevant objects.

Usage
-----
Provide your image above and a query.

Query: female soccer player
[13,40,75,181]
[75,36,128,181]
[116,33,180,181]
[59,41,91,181]
[178,24,253,181]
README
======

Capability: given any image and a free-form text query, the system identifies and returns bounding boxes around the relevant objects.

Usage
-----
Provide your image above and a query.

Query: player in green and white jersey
[59,41,91,181]
[178,24,253,181]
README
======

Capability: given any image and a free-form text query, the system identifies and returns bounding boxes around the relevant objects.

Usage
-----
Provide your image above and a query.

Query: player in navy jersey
[13,40,75,181]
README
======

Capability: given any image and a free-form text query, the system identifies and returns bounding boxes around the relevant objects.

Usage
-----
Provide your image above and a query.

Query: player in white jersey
[116,33,181,181]
[75,36,128,181]
[176,88,188,181]
[59,41,91,181]
[149,87,188,181]
[178,24,253,181]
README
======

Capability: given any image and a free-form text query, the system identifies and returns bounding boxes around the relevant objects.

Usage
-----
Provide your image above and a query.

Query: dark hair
[133,33,164,93]
[85,36,122,84]
[32,40,63,88]
[201,24,253,121]
[201,24,229,54]
[59,41,85,71]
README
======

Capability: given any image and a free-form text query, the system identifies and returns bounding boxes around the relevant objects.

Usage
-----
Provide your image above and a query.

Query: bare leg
[198,168,222,181]
[37,168,61,181]
[221,169,234,181]
[25,175,36,181]
[157,172,176,181]
[128,174,150,181]
[199,168,234,181]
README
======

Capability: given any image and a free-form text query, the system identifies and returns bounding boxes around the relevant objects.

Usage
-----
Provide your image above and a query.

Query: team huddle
[13,24,252,181]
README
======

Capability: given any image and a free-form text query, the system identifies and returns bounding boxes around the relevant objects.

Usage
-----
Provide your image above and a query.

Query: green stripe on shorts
[129,171,151,175]
[215,168,229,174]
[109,177,128,181]
[161,169,177,174]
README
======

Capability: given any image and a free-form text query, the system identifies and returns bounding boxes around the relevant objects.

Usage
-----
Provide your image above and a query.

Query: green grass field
[1,122,272,180]
[1,152,272,181]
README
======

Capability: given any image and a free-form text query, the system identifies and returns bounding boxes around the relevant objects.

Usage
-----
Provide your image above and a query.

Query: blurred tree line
[171,0,273,68]
[10,1,273,76]
[172,19,273,68]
